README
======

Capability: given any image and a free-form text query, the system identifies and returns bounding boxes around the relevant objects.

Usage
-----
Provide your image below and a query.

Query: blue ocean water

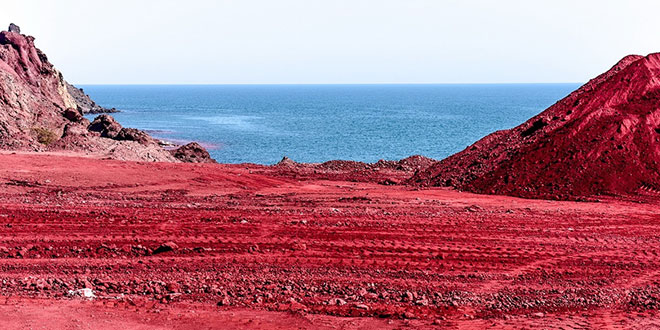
[80,84,579,164]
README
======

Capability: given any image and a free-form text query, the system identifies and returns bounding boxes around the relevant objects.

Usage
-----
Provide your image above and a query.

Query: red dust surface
[1,152,660,328]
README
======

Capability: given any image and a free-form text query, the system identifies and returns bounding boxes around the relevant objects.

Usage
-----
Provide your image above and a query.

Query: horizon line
[74,82,583,86]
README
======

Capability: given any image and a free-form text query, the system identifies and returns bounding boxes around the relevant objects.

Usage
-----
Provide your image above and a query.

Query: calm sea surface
[81,84,579,164]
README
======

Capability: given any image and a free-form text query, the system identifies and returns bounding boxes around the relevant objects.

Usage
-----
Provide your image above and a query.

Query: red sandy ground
[1,152,660,329]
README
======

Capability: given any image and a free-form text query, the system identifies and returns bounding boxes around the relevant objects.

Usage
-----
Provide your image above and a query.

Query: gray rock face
[65,82,118,114]
[8,24,20,34]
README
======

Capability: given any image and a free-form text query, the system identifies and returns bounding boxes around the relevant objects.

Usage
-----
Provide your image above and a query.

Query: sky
[2,0,660,84]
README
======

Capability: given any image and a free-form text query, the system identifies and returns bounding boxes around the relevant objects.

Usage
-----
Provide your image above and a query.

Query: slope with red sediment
[409,54,660,200]
[1,152,660,328]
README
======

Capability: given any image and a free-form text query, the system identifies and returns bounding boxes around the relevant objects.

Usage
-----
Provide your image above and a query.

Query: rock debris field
[0,153,659,329]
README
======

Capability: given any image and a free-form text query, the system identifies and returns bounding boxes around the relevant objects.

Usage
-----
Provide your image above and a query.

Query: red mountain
[409,54,660,199]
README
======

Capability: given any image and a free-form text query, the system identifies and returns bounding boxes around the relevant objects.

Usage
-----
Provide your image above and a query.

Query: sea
[81,84,579,164]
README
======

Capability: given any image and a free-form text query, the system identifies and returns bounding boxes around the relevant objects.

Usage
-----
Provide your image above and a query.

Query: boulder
[276,156,297,167]
[170,142,216,163]
[114,128,154,145]
[63,108,84,122]
[153,242,178,254]
[8,23,20,34]
[87,115,122,138]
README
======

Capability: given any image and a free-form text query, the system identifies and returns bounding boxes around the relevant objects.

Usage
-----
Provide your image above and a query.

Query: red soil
[2,152,660,328]
[410,54,660,200]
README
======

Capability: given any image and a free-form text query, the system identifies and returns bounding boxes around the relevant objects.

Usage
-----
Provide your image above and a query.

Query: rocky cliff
[0,24,213,163]
[65,82,118,114]
[409,54,660,199]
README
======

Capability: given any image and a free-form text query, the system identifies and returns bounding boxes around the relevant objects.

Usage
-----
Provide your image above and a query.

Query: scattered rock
[415,297,429,306]
[403,311,417,319]
[68,288,95,299]
[166,282,180,293]
[465,205,483,212]
[88,115,122,138]
[276,156,296,167]
[114,128,153,145]
[380,178,400,185]
[153,242,178,254]
[328,298,347,306]
[170,142,216,163]
[288,300,308,312]
[353,303,369,310]
[63,108,84,122]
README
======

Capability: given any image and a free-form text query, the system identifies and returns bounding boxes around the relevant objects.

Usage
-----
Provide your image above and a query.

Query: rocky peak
[8,23,20,34]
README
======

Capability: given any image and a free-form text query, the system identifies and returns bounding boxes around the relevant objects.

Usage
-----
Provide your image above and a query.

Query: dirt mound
[273,155,435,184]
[0,24,212,163]
[409,54,660,200]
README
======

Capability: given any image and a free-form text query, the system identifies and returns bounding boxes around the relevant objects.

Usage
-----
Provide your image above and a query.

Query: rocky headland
[65,82,118,114]
[0,24,213,163]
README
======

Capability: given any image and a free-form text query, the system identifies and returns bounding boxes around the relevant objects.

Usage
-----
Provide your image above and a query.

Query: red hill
[409,54,660,199]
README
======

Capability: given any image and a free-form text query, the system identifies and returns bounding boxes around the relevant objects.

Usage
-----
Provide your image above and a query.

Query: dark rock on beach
[170,142,217,163]
[88,115,122,138]
[114,128,154,145]
[88,115,156,145]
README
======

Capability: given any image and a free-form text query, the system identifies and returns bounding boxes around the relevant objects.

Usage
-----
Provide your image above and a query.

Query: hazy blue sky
[2,0,659,84]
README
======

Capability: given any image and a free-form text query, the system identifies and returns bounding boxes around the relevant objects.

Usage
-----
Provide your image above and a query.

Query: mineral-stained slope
[0,28,77,149]
[0,24,209,162]
[409,54,660,199]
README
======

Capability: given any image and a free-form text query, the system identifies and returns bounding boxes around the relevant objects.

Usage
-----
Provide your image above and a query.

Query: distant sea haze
[81,84,579,164]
